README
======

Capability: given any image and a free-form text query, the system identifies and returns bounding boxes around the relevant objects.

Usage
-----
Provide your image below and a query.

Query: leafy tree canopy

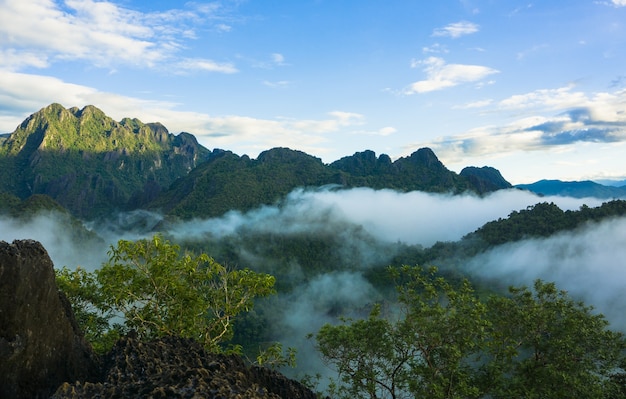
[57,234,277,354]
[314,266,626,399]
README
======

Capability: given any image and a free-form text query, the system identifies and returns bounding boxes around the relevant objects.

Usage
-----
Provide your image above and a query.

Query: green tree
[57,234,276,354]
[55,266,121,354]
[481,280,626,398]
[314,268,626,399]
[315,266,488,399]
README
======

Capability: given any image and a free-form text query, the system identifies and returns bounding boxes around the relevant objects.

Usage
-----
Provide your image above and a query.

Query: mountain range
[1,103,621,220]
[515,179,626,199]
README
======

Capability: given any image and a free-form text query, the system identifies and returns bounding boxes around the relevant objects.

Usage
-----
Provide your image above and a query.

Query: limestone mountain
[0,104,211,219]
[329,148,503,194]
[148,147,343,219]
[460,166,513,193]
[149,147,509,219]
[1,104,512,221]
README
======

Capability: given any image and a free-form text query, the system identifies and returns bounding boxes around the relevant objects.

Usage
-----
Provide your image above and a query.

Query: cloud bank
[466,216,626,331]
[168,187,604,248]
[0,0,232,71]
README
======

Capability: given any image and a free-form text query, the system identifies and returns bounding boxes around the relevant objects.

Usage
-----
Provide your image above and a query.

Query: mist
[465,216,626,331]
[168,187,604,248]
[0,211,109,271]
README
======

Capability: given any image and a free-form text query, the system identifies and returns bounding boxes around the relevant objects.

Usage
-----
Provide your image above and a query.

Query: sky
[1,0,626,184]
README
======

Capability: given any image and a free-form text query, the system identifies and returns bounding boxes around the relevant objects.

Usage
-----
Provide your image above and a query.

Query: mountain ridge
[1,104,513,220]
[515,179,626,199]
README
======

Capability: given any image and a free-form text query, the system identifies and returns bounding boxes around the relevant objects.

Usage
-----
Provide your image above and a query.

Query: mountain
[515,179,626,199]
[148,147,344,219]
[329,148,506,194]
[460,166,513,192]
[0,104,211,218]
[150,147,510,219]
[0,104,512,220]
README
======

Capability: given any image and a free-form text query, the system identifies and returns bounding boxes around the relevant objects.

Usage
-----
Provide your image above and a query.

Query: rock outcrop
[53,335,317,399]
[0,240,99,399]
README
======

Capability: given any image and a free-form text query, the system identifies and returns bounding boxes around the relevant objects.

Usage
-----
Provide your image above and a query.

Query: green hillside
[0,104,211,218]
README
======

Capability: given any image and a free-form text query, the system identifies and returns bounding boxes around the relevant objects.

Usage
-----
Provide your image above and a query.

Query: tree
[57,234,276,353]
[315,266,488,399]
[481,280,626,398]
[55,266,121,354]
[314,268,626,399]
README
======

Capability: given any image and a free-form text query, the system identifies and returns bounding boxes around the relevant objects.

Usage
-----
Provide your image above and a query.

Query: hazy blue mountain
[594,179,626,187]
[515,179,626,199]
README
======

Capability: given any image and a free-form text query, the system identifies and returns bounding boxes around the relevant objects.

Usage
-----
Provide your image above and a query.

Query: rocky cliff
[0,240,99,399]
[0,240,317,399]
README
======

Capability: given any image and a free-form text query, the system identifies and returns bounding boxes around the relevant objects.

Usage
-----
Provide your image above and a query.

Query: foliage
[315,266,488,399]
[254,342,297,369]
[468,200,626,246]
[55,266,121,354]
[481,280,626,398]
[314,266,626,399]
[57,234,277,354]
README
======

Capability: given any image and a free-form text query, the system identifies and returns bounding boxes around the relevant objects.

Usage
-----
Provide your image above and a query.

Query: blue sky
[1,0,626,184]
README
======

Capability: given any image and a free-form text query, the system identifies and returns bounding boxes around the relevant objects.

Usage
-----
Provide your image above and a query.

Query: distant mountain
[329,149,506,194]
[0,104,211,218]
[0,104,512,220]
[460,166,513,193]
[515,179,626,199]
[151,147,511,219]
[594,179,626,187]
[149,147,342,219]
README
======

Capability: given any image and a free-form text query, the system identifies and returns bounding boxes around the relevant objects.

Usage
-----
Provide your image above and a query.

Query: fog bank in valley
[168,187,604,248]
[466,216,626,330]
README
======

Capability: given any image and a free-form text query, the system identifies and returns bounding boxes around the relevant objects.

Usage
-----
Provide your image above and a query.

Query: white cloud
[611,0,626,7]
[407,86,626,164]
[422,43,449,54]
[262,80,292,88]
[454,99,493,109]
[0,0,234,71]
[432,21,479,38]
[406,57,499,94]
[272,53,286,65]
[0,70,365,158]
[175,58,238,74]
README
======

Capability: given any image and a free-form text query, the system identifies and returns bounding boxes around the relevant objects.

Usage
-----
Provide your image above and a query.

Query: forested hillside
[0,104,211,218]
[0,105,511,220]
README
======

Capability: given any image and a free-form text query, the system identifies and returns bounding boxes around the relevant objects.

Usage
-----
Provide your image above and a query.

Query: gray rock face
[0,240,99,399]
[53,335,318,399]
